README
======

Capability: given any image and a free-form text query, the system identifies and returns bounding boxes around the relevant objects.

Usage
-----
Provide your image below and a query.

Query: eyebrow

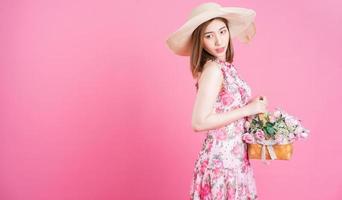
[204,26,227,34]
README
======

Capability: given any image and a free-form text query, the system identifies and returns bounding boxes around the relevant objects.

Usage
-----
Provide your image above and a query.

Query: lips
[215,47,225,53]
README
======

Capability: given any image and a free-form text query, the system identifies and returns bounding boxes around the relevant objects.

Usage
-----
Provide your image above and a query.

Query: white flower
[244,121,250,129]
[285,117,299,127]
[288,132,295,139]
[274,110,281,118]
[269,115,276,123]
[295,127,304,134]
[300,132,309,139]
[275,133,284,143]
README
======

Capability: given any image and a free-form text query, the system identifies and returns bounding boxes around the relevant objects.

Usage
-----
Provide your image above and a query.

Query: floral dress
[190,59,258,200]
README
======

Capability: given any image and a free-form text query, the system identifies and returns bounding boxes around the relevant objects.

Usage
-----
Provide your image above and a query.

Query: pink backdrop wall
[1,0,342,199]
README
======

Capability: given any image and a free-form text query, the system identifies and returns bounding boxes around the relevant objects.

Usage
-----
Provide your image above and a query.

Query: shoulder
[198,60,224,86]
[203,60,223,75]
[201,60,223,79]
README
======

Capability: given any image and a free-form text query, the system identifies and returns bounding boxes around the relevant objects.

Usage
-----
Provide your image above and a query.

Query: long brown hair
[190,17,234,81]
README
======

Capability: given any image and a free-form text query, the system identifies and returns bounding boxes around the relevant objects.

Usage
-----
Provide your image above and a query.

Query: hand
[244,95,268,116]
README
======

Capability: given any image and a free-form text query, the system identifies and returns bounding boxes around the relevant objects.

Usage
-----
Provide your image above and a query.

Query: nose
[215,35,222,46]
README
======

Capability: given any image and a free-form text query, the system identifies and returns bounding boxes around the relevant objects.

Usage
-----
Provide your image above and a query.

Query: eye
[205,34,213,39]
[221,29,227,34]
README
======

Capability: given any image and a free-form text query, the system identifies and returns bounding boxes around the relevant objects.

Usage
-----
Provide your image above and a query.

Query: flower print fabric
[190,59,258,200]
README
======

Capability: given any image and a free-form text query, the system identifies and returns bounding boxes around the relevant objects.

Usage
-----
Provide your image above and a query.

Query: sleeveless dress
[190,59,258,200]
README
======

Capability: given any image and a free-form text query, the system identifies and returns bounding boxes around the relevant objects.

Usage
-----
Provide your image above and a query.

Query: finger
[262,96,267,103]
[262,100,267,106]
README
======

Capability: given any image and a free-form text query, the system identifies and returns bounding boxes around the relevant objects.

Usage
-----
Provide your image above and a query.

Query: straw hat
[166,2,256,56]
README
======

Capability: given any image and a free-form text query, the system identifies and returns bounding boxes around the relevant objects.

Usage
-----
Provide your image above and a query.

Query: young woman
[166,2,268,199]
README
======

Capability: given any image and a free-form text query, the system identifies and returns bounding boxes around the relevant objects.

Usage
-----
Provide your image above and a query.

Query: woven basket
[247,143,293,160]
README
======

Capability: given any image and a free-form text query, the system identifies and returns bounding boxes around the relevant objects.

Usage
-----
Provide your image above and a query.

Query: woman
[166,2,268,199]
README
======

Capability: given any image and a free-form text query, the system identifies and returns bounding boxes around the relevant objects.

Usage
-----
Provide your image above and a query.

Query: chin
[215,52,224,57]
[212,52,220,57]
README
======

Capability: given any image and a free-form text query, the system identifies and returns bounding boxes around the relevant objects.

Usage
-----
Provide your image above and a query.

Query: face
[202,19,229,61]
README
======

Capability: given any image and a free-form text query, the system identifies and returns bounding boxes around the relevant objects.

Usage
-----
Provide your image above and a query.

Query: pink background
[1,0,342,199]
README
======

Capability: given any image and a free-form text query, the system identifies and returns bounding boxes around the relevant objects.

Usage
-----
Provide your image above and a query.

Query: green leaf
[266,126,275,135]
[262,127,269,135]
[266,122,274,127]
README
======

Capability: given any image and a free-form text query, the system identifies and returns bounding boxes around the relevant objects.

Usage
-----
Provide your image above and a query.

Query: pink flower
[213,159,224,169]
[216,129,228,140]
[238,87,245,96]
[255,130,265,140]
[232,144,241,156]
[200,183,211,199]
[214,166,221,175]
[235,124,244,133]
[200,160,208,174]
[242,133,255,144]
[221,93,233,105]
[228,186,236,198]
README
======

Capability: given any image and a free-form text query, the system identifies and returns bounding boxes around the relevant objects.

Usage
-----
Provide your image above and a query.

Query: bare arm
[191,62,250,132]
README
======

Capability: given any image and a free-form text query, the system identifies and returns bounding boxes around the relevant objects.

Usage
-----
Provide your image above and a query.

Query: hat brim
[166,7,256,56]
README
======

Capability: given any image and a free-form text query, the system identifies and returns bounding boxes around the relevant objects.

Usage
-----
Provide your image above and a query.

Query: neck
[215,57,226,63]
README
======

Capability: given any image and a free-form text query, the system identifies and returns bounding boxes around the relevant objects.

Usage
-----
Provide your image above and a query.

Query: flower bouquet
[242,107,310,163]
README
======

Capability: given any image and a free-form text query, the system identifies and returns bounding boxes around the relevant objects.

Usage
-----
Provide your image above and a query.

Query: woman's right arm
[191,62,267,132]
